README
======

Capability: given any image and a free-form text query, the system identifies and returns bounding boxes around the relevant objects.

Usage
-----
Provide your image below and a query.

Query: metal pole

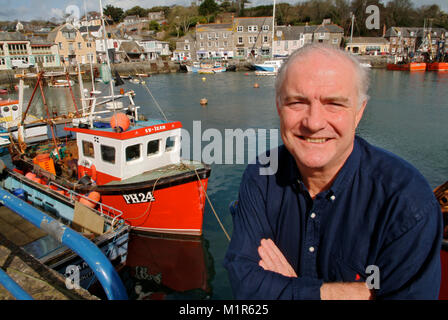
[0,268,33,300]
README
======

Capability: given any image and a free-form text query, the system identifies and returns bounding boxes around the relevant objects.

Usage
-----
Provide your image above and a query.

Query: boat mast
[350,12,354,44]
[271,0,276,58]
[99,0,116,106]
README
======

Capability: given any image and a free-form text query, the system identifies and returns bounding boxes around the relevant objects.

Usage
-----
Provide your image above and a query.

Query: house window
[249,36,257,44]
[238,37,243,44]
[147,139,160,156]
[237,26,243,32]
[208,42,212,47]
[82,141,94,158]
[216,33,220,38]
[78,42,82,49]
[224,41,228,47]
[199,33,204,39]
[58,42,63,50]
[223,32,228,38]
[332,38,339,44]
[262,25,269,31]
[0,58,5,65]
[126,144,141,162]
[165,137,176,152]
[101,145,115,164]
[87,42,92,48]
[248,25,258,32]
[200,42,204,47]
[263,36,268,43]
[184,44,190,50]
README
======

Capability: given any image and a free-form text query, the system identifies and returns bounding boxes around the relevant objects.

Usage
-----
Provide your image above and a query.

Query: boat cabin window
[3,106,9,113]
[165,136,176,152]
[82,141,94,158]
[147,139,160,156]
[12,105,17,111]
[101,145,115,164]
[126,144,141,162]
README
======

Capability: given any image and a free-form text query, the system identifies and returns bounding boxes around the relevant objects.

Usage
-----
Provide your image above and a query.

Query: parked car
[11,60,34,69]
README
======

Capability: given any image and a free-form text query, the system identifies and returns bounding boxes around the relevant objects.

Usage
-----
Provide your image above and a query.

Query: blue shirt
[224,136,442,300]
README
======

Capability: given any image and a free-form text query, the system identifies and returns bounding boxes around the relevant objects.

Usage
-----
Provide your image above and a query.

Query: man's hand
[258,238,297,277]
[258,238,373,300]
[320,282,372,300]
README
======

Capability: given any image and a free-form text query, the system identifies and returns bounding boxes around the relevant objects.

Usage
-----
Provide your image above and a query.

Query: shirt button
[309,246,315,253]
[330,195,336,201]
[310,212,316,219]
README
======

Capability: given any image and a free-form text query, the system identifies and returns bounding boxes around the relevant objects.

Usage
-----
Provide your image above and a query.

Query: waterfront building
[385,27,448,56]
[233,16,273,59]
[195,23,234,59]
[174,33,197,61]
[29,37,61,68]
[95,38,124,64]
[47,23,97,65]
[345,37,390,55]
[273,25,314,57]
[0,31,32,70]
[311,23,344,47]
[136,36,171,60]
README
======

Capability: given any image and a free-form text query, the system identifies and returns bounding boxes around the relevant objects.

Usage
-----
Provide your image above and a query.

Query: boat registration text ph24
[123,191,156,204]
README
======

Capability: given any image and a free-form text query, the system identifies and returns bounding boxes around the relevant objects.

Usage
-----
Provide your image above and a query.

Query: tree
[124,6,149,18]
[103,5,124,23]
[199,0,219,17]
[149,20,161,32]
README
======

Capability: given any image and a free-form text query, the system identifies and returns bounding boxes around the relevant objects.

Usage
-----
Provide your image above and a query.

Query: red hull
[125,233,211,294]
[427,62,448,71]
[387,62,426,71]
[101,177,209,236]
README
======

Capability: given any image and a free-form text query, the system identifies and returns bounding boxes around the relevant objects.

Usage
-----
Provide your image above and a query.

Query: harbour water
[2,69,447,300]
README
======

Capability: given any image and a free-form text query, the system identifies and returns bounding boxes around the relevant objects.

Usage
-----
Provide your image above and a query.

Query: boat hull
[12,155,212,237]
[387,62,426,71]
[427,62,448,71]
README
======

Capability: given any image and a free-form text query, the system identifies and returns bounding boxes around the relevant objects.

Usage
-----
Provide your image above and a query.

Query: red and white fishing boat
[8,91,211,236]
[386,62,427,71]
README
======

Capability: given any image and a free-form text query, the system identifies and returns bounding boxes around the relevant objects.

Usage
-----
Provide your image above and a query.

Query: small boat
[0,99,47,143]
[135,73,150,78]
[426,62,448,71]
[187,62,226,73]
[254,60,283,73]
[0,167,130,290]
[386,62,426,71]
[48,79,75,88]
[360,62,372,68]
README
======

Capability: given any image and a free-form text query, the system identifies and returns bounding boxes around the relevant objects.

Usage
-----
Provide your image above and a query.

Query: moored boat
[426,62,448,71]
[386,62,427,71]
[8,88,211,237]
[254,60,283,74]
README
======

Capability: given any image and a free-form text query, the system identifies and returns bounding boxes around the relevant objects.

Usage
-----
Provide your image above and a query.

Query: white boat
[360,62,372,68]
[254,60,283,74]
[48,79,75,88]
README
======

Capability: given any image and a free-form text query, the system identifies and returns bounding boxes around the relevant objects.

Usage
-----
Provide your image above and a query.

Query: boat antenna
[271,0,276,59]
[85,0,96,92]
[99,0,117,116]
[103,18,168,122]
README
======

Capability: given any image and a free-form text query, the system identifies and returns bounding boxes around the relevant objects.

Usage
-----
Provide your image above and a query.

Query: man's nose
[301,102,326,132]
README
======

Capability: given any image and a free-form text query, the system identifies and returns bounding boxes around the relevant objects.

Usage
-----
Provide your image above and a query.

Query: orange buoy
[25,172,36,180]
[254,83,260,88]
[80,191,101,208]
[110,112,130,132]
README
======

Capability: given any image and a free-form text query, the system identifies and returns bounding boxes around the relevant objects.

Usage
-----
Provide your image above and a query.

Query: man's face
[277,52,366,175]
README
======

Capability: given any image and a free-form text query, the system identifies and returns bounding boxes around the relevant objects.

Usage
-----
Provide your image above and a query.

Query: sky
[0,0,447,22]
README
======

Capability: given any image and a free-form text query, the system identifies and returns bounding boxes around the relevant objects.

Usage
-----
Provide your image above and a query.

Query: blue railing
[0,188,128,300]
[0,267,33,300]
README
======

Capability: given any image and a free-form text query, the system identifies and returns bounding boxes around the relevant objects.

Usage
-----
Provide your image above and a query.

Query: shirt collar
[281,136,362,198]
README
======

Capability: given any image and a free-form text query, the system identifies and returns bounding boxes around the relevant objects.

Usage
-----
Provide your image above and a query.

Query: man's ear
[355,100,367,128]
